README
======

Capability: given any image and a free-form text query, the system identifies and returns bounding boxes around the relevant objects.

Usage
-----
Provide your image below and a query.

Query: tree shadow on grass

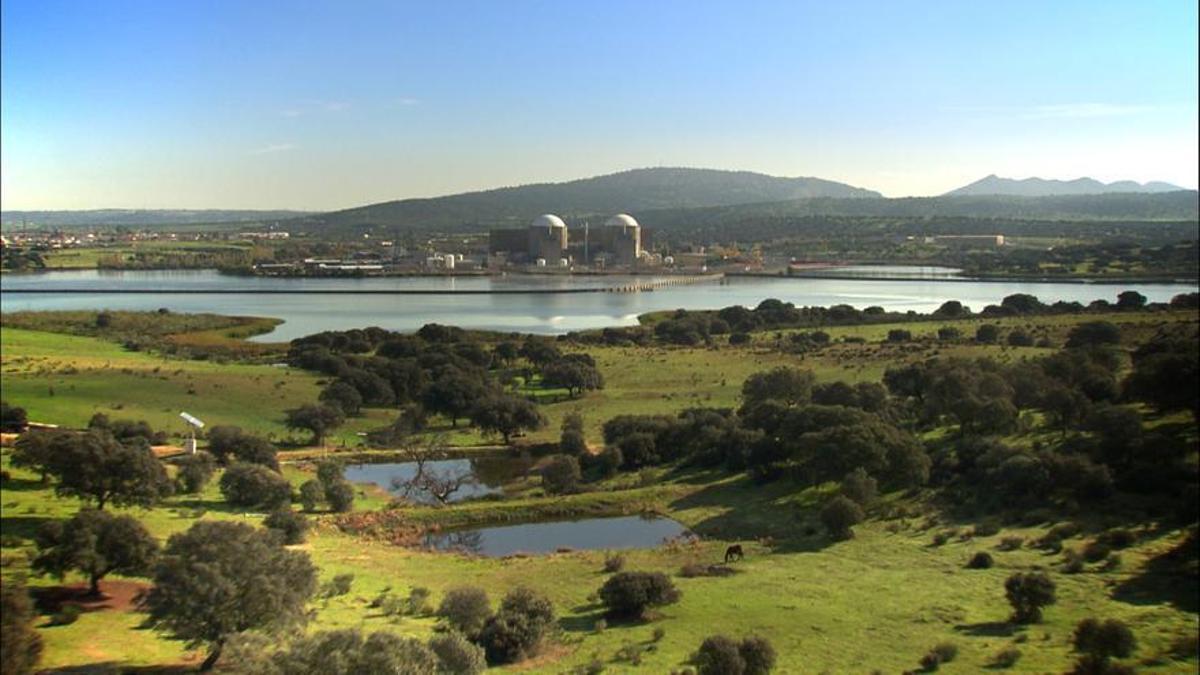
[667,475,834,555]
[560,603,607,633]
[1112,528,1198,614]
[0,476,51,492]
[45,664,194,675]
[954,621,1018,637]
[0,515,59,541]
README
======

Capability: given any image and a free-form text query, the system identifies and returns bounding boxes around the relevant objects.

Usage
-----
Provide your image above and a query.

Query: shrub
[325,480,355,513]
[438,587,492,638]
[174,451,217,494]
[739,635,777,675]
[931,642,957,663]
[218,463,292,509]
[919,651,941,671]
[263,508,309,545]
[541,455,581,495]
[887,329,912,343]
[298,480,324,512]
[976,324,1000,343]
[598,571,681,619]
[840,468,878,507]
[652,626,666,642]
[430,631,487,675]
[560,430,588,456]
[1007,330,1034,347]
[820,495,864,540]
[989,646,1021,668]
[596,446,623,478]
[967,552,994,569]
[680,563,736,578]
[603,553,626,574]
[50,604,83,626]
[1098,528,1136,550]
[695,635,745,675]
[1005,572,1056,623]
[1,579,43,673]
[1083,540,1112,563]
[407,586,433,615]
[997,536,1024,551]
[1063,549,1085,574]
[973,519,1002,537]
[1068,654,1136,674]
[319,573,354,598]
[478,588,555,664]
[1073,618,1136,659]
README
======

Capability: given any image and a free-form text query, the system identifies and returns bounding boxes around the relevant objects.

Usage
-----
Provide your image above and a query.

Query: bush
[989,646,1021,668]
[1007,330,1034,347]
[603,553,626,574]
[919,651,941,671]
[976,324,1000,343]
[1005,572,1057,623]
[931,642,957,663]
[560,430,588,456]
[298,480,324,512]
[50,604,83,626]
[174,451,217,494]
[973,519,1002,537]
[430,631,487,675]
[478,588,555,664]
[218,463,292,510]
[1073,618,1136,659]
[405,586,432,616]
[595,446,623,478]
[437,586,492,638]
[1083,540,1111,563]
[967,552,994,569]
[1068,654,1136,674]
[263,508,309,545]
[997,536,1024,551]
[1098,528,1136,550]
[840,468,878,506]
[820,495,864,540]
[541,455,581,495]
[319,573,354,598]
[695,635,745,675]
[739,635,777,675]
[326,479,355,513]
[1063,549,1085,574]
[598,571,681,619]
[887,329,912,343]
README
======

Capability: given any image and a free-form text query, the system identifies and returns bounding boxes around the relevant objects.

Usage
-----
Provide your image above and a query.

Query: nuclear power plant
[488,213,648,268]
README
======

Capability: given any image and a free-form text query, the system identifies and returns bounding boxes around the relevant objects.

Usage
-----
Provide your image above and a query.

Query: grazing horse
[724,544,744,563]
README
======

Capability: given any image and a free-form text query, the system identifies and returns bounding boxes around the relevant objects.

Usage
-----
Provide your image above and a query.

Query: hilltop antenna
[179,412,205,454]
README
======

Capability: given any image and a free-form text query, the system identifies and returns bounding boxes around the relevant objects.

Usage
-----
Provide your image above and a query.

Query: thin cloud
[1020,103,1156,119]
[250,143,297,155]
[281,109,303,118]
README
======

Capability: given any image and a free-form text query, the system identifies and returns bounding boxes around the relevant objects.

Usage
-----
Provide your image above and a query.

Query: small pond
[343,456,534,504]
[423,514,692,557]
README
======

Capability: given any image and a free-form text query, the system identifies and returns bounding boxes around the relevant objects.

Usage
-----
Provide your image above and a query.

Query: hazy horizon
[2,0,1197,211]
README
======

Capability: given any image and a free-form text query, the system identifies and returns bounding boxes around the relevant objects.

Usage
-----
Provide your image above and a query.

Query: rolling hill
[298,167,881,231]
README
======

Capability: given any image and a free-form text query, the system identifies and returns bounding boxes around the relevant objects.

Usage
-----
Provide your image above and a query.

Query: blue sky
[2,0,1196,209]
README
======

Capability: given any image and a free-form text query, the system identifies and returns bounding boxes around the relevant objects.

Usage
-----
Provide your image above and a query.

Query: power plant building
[488,212,645,267]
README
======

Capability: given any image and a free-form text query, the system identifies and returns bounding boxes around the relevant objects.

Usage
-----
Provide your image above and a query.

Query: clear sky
[2,0,1196,210]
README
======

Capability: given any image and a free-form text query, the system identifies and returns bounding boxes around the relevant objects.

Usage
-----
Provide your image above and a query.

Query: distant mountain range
[304,167,881,231]
[3,168,1194,233]
[0,209,311,230]
[946,175,1185,197]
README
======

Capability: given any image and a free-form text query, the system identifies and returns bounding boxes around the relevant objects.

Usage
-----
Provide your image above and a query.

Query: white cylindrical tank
[536,258,546,267]
[444,255,456,269]
[559,258,569,267]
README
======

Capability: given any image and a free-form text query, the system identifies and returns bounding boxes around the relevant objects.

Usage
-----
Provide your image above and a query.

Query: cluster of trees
[432,585,557,666]
[597,366,929,499]
[886,321,1199,513]
[12,426,173,510]
[286,325,602,444]
[571,291,1198,348]
[0,400,28,432]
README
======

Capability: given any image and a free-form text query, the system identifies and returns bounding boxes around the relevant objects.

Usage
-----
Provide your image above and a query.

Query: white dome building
[528,214,568,262]
[603,213,641,264]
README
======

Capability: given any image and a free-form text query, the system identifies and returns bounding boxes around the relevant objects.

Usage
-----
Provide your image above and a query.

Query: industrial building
[488,212,646,268]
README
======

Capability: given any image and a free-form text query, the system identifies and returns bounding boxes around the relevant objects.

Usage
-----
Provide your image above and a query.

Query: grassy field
[2,309,1197,673]
[38,240,257,270]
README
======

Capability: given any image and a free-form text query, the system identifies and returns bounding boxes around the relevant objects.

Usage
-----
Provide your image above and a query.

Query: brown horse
[724,544,744,563]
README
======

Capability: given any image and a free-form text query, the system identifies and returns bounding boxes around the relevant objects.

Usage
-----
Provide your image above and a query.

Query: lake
[343,456,534,504]
[422,514,691,556]
[2,268,1195,341]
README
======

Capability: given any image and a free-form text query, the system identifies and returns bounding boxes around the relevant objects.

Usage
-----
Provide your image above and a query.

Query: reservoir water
[2,269,1195,341]
[422,514,691,556]
[343,456,534,504]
